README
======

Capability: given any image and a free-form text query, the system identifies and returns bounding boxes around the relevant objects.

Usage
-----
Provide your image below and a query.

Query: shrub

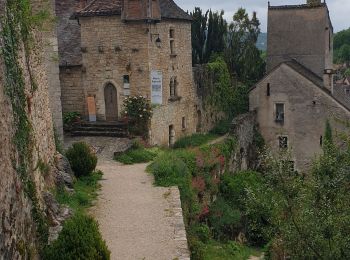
[63,112,81,129]
[114,141,157,164]
[173,134,217,149]
[66,142,97,178]
[208,197,241,241]
[123,96,152,137]
[147,152,190,186]
[210,119,231,135]
[43,213,110,260]
[189,224,211,243]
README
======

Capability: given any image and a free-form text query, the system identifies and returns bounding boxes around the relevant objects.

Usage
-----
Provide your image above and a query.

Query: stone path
[92,159,190,260]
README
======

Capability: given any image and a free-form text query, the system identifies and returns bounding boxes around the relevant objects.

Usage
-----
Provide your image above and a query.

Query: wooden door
[104,83,118,121]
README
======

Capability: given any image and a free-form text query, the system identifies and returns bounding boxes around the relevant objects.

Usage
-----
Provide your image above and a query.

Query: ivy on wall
[205,56,249,119]
[1,0,51,254]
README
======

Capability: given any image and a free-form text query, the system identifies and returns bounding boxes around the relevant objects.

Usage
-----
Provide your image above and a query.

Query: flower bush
[123,96,152,137]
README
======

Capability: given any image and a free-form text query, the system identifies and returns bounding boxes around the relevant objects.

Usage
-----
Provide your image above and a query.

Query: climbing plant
[1,0,51,254]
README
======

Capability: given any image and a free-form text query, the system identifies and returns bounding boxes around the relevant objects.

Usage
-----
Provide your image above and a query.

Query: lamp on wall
[155,37,162,48]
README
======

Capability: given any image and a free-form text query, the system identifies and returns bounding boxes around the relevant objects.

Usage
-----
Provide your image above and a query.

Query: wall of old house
[75,15,197,146]
[250,63,350,172]
[267,5,332,78]
[60,66,85,115]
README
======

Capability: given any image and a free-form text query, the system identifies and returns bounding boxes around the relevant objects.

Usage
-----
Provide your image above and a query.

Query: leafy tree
[225,8,265,85]
[334,28,350,66]
[191,8,208,64]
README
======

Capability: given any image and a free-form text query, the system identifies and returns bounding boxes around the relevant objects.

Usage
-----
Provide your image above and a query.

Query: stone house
[249,0,350,172]
[57,0,198,146]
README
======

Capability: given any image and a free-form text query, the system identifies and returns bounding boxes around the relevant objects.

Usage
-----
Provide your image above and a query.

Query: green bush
[209,197,241,241]
[43,214,110,260]
[173,134,217,149]
[189,224,211,243]
[66,142,97,178]
[63,112,81,129]
[147,152,190,186]
[114,143,157,165]
[210,120,231,135]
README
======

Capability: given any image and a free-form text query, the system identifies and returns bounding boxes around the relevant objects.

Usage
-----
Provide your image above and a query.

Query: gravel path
[92,159,190,260]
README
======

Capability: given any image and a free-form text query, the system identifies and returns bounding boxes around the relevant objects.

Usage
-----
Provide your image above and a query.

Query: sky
[176,0,349,32]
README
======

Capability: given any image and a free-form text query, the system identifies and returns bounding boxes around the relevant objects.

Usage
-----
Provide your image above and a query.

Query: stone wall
[267,5,333,77]
[60,66,84,115]
[250,63,350,172]
[0,1,60,257]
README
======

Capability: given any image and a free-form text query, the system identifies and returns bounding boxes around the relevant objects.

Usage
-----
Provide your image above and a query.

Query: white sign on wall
[151,70,163,104]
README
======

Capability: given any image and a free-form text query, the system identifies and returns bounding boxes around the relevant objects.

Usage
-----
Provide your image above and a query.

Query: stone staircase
[69,121,128,138]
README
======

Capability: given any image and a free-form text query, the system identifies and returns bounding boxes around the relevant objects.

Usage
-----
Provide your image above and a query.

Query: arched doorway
[104,83,118,121]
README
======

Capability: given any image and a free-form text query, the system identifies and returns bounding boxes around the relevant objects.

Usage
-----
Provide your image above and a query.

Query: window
[278,136,288,149]
[123,75,130,96]
[275,103,285,123]
[170,40,175,55]
[182,117,186,129]
[267,83,270,96]
[320,135,323,146]
[170,77,177,97]
[169,28,175,39]
[345,87,350,95]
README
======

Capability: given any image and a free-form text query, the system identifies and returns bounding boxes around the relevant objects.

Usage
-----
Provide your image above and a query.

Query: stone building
[57,0,198,146]
[249,0,350,172]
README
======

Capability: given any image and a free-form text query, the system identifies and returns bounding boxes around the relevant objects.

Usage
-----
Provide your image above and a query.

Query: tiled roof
[74,0,191,21]
[268,3,326,10]
[333,84,350,110]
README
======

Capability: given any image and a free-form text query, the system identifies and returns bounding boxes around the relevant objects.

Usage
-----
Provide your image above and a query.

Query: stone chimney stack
[307,0,321,5]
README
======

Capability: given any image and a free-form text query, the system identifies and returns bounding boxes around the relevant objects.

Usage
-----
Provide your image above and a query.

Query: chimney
[307,0,321,5]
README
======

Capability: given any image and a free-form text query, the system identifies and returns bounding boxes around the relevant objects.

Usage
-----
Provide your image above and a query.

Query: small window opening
[182,117,186,129]
[170,40,175,55]
[123,75,130,84]
[170,77,177,97]
[320,136,323,146]
[346,88,350,95]
[275,103,285,123]
[267,83,270,96]
[169,28,175,39]
[279,136,288,149]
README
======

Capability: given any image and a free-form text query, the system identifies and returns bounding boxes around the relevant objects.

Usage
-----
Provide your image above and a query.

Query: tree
[224,9,265,85]
[191,8,227,65]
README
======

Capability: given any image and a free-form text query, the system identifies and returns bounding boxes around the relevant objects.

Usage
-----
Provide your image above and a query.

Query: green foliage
[324,119,333,145]
[189,224,211,243]
[114,141,158,164]
[191,8,227,64]
[147,152,191,187]
[56,171,103,211]
[334,28,350,65]
[210,119,231,135]
[225,8,265,85]
[209,197,241,241]
[53,127,63,153]
[63,112,81,129]
[42,213,110,260]
[173,133,218,149]
[66,142,98,178]
[123,96,152,137]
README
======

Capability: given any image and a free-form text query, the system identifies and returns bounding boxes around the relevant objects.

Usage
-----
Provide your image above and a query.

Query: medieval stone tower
[267,0,333,90]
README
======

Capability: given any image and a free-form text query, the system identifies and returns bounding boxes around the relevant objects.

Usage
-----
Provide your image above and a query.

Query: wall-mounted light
[155,37,162,48]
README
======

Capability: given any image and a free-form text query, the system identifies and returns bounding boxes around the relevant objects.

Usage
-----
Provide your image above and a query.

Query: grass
[200,240,260,260]
[55,170,103,212]
[114,146,159,165]
[173,133,218,149]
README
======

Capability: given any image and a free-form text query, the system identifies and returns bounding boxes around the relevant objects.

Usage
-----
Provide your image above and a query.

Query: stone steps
[69,121,128,138]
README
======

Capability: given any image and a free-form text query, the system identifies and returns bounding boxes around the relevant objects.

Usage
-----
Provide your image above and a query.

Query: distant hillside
[256,32,267,51]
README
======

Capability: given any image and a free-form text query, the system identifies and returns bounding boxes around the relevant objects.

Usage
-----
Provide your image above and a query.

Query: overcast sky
[176,0,349,32]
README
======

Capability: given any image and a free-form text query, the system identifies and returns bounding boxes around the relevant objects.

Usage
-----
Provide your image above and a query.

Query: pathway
[93,160,189,260]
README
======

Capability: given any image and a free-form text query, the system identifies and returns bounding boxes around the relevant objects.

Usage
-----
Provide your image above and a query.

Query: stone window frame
[267,83,270,96]
[169,27,176,56]
[169,76,181,101]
